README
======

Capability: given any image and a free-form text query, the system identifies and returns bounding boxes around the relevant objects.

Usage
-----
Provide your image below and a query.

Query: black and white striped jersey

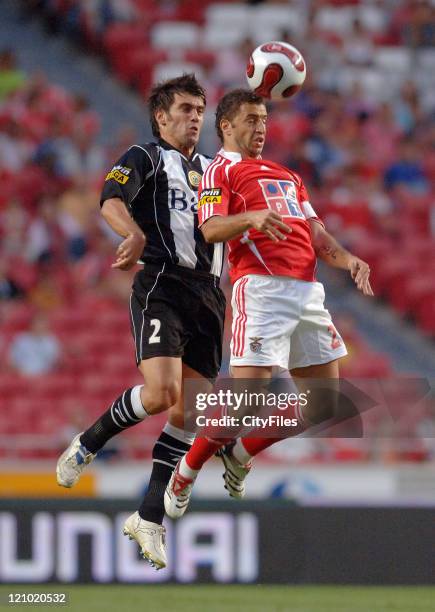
[101,138,224,278]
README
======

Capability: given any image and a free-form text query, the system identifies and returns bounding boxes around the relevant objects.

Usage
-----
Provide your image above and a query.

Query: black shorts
[130,263,226,380]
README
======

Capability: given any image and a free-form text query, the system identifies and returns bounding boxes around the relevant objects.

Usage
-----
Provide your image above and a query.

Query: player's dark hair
[215,89,264,142]
[148,73,206,137]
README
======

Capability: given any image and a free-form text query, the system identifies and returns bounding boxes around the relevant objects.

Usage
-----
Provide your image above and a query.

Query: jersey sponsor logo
[259,179,304,219]
[188,170,202,188]
[169,188,198,212]
[199,188,222,207]
[105,165,132,184]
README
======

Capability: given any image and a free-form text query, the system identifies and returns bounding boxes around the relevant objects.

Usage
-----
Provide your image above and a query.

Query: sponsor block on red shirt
[198,150,322,284]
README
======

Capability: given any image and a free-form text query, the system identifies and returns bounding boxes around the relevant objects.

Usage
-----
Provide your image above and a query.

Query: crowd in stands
[0,0,434,461]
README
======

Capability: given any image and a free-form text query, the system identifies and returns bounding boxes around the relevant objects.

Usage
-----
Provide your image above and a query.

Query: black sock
[138,426,193,524]
[80,386,147,453]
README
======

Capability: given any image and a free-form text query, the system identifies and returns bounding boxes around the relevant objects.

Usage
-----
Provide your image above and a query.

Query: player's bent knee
[141,380,181,414]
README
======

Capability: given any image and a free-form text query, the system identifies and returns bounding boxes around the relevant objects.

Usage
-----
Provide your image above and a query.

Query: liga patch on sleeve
[105,165,132,184]
[199,188,222,207]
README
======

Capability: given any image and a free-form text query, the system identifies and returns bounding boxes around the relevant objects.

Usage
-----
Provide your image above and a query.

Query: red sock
[241,401,309,458]
[240,437,278,457]
[185,437,231,470]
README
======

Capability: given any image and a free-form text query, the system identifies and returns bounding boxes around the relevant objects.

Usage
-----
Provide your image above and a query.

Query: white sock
[231,439,253,466]
[130,385,148,419]
[178,455,199,480]
[163,422,196,446]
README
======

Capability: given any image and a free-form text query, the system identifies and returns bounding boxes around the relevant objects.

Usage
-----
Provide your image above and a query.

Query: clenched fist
[112,231,146,271]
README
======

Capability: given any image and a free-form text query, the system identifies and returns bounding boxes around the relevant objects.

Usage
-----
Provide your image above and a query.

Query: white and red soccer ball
[246,41,306,100]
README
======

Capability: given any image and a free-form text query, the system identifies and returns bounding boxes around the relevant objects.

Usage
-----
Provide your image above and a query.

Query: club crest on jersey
[105,165,131,184]
[199,188,222,207]
[249,337,263,353]
[188,170,202,188]
[259,179,304,219]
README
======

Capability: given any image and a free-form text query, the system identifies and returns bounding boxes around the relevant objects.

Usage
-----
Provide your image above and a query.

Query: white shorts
[230,274,348,371]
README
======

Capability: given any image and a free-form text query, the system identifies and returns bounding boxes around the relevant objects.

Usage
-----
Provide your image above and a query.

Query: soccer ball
[246,41,306,100]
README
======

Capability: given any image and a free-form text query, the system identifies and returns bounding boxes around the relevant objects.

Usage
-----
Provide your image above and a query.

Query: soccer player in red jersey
[165,89,373,518]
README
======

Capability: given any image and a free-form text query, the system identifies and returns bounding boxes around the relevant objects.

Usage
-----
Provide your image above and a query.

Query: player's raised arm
[201,209,291,243]
[309,219,374,296]
[101,197,145,270]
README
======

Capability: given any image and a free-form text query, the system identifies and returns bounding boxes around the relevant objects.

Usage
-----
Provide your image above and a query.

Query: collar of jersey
[219,148,262,162]
[158,137,198,161]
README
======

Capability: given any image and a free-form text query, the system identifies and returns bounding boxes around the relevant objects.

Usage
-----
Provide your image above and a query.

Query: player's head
[215,89,266,159]
[148,74,206,155]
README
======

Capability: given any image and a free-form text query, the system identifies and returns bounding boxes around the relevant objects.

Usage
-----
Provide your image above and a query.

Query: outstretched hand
[349,257,374,296]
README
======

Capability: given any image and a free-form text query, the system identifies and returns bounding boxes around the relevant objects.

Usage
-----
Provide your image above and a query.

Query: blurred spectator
[384,137,428,192]
[26,197,60,263]
[0,49,26,100]
[0,199,29,256]
[361,102,400,169]
[213,37,254,89]
[341,18,375,67]
[344,82,375,119]
[102,0,138,25]
[54,127,105,178]
[304,111,348,178]
[0,119,34,172]
[29,270,65,311]
[0,261,24,300]
[57,174,99,261]
[71,93,100,139]
[394,0,435,48]
[392,81,423,135]
[33,116,73,177]
[283,135,319,186]
[8,312,62,376]
[107,123,136,161]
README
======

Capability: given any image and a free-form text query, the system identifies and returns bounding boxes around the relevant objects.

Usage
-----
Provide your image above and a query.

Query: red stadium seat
[184,50,216,68]
[347,233,394,272]
[322,202,374,231]
[103,23,149,56]
[415,295,435,335]
[341,351,392,378]
[371,257,419,298]
[31,373,78,400]
[1,302,35,333]
[124,48,168,86]
[388,275,435,315]
[6,258,39,291]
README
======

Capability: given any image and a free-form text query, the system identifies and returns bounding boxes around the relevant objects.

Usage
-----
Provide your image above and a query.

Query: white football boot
[217,444,252,499]
[56,433,96,488]
[164,460,195,519]
[123,511,167,570]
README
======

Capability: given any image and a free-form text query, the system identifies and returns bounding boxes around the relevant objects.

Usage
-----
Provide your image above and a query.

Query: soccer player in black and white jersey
[56,75,225,569]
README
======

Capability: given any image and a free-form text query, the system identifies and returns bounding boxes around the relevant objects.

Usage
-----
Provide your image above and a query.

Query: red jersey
[198,149,323,284]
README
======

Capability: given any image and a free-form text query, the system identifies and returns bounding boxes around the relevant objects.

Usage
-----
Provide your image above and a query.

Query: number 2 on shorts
[149,319,161,344]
